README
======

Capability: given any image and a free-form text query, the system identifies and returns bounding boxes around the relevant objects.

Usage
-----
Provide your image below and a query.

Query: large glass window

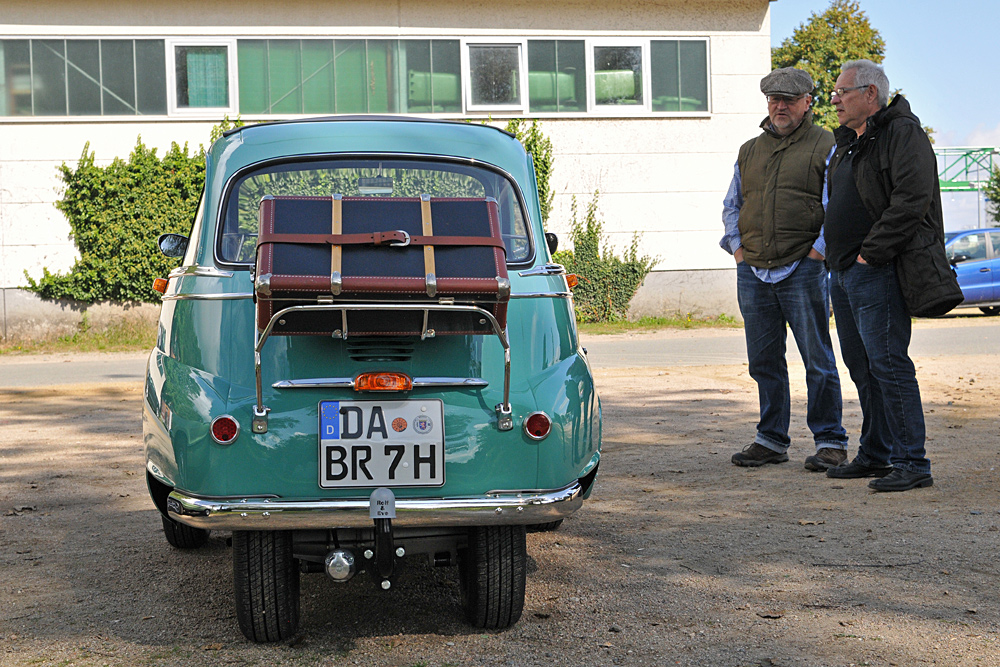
[238,39,460,115]
[0,39,167,116]
[467,43,522,109]
[219,158,531,264]
[650,40,708,112]
[527,40,585,113]
[593,45,642,106]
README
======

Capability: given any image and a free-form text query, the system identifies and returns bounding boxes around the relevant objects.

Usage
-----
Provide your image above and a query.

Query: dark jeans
[830,262,931,474]
[736,259,847,453]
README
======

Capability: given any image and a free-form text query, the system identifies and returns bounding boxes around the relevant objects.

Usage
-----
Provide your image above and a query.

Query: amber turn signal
[355,372,413,392]
[566,274,579,289]
[152,277,169,294]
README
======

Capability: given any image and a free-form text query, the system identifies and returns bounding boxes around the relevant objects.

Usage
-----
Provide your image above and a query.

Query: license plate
[318,399,444,488]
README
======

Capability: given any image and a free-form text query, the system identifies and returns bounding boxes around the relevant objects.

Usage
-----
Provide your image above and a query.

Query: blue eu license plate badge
[318,399,444,488]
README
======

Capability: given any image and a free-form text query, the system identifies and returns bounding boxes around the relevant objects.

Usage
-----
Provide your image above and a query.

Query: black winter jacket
[827,95,944,267]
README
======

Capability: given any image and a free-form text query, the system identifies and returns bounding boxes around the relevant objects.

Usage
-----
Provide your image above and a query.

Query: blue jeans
[736,259,847,453]
[830,262,930,474]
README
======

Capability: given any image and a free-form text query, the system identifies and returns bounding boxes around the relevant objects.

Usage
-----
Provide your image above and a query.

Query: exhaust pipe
[324,549,356,582]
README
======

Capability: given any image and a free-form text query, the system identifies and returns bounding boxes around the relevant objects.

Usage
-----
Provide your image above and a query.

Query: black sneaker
[804,447,847,472]
[732,443,789,467]
[825,459,893,479]
[868,469,933,492]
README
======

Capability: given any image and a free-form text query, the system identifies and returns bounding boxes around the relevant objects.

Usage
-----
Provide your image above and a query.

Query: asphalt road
[1,317,997,387]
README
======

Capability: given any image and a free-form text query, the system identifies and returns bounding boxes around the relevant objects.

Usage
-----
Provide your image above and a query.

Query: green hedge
[25,139,204,303]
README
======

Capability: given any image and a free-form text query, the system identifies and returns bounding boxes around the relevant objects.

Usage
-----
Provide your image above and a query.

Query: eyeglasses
[766,93,808,105]
[830,85,868,100]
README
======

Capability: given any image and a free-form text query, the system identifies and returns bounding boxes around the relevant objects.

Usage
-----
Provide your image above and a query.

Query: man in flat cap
[721,67,848,471]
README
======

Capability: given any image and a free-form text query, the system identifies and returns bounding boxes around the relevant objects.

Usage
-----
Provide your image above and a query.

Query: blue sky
[770,0,1000,147]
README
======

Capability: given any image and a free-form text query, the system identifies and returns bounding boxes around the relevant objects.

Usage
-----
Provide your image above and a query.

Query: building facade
[0,0,774,327]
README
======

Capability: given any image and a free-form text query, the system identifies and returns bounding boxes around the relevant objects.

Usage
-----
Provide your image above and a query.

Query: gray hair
[841,59,890,107]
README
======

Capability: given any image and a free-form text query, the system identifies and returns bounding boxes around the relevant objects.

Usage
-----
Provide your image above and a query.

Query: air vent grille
[346,337,415,363]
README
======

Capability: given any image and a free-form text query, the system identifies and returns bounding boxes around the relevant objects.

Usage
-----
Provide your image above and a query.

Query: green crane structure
[936,147,999,192]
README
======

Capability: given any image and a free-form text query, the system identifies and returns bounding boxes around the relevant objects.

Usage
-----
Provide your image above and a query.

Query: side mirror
[158,233,189,258]
[545,232,558,255]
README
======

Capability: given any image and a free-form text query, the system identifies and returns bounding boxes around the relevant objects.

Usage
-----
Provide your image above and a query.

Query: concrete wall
[1,0,771,318]
[0,287,159,342]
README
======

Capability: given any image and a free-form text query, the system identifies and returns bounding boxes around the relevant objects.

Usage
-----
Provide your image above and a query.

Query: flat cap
[760,68,814,96]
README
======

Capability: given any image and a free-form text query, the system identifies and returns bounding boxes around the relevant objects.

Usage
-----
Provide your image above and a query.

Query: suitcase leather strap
[331,194,343,295]
[421,194,436,297]
[258,231,505,249]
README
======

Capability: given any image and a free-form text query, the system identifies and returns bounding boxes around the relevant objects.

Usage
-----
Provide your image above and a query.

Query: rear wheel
[458,525,526,629]
[980,306,1000,316]
[232,531,300,642]
[161,515,209,549]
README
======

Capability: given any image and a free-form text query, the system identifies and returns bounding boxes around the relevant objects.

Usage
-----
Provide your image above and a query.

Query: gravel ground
[2,327,1000,667]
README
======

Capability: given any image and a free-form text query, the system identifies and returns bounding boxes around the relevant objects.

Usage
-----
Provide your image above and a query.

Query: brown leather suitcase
[254,195,509,337]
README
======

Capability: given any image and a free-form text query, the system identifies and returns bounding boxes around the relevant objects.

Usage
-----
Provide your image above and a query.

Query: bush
[25,139,204,303]
[554,193,656,323]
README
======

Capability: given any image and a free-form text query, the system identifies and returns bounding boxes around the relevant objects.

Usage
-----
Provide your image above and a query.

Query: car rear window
[218,157,531,265]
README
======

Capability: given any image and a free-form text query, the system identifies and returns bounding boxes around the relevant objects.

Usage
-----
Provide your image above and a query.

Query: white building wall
[1,0,771,309]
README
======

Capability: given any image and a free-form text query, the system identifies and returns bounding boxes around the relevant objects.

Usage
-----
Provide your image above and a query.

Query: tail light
[211,416,240,444]
[355,372,413,392]
[523,412,552,440]
[566,274,579,289]
[152,278,169,294]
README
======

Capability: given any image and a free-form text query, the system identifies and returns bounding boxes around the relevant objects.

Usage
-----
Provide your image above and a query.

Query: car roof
[209,116,531,183]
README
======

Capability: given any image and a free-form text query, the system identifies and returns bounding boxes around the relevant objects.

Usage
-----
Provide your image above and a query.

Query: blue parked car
[945,228,1000,315]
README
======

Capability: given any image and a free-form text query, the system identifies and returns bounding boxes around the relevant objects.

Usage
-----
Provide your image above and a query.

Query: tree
[984,166,1000,224]
[771,0,886,130]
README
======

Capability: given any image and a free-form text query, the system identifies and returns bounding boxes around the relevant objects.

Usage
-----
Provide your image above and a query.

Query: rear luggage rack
[252,302,511,434]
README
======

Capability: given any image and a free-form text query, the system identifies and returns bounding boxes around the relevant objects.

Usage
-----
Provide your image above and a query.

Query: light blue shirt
[720,144,836,284]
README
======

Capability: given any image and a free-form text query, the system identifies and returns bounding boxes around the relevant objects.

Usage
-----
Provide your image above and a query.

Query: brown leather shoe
[732,443,789,467]
[804,447,847,472]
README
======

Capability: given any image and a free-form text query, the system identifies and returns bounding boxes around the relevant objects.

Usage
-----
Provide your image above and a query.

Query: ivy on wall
[25,139,203,303]
[554,193,656,323]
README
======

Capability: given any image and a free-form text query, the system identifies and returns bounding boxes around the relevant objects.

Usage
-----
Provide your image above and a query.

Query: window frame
[461,38,528,114]
[165,38,239,116]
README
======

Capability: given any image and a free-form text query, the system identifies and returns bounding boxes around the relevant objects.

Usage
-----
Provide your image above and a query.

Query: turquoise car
[144,117,602,642]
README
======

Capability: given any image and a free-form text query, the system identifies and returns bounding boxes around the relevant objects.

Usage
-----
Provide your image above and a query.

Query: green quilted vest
[736,114,834,269]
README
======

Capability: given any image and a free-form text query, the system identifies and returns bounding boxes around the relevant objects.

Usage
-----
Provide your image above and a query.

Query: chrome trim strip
[272,377,489,389]
[162,292,254,301]
[168,265,235,279]
[518,263,566,277]
[509,291,572,299]
[167,481,583,530]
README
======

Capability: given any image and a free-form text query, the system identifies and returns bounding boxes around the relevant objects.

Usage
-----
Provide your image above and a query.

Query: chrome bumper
[167,481,583,530]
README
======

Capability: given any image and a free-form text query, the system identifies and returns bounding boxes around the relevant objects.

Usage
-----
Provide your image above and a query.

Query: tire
[232,531,300,642]
[979,306,1000,316]
[161,515,209,549]
[458,525,526,630]
[527,519,563,533]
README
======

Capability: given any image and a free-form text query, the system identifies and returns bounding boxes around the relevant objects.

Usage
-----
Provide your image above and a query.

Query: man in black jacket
[823,59,935,492]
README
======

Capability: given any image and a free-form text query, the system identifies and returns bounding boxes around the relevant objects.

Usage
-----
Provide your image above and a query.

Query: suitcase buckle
[388,230,410,247]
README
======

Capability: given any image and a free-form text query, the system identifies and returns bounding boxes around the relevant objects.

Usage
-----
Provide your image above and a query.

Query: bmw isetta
[144,117,601,642]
